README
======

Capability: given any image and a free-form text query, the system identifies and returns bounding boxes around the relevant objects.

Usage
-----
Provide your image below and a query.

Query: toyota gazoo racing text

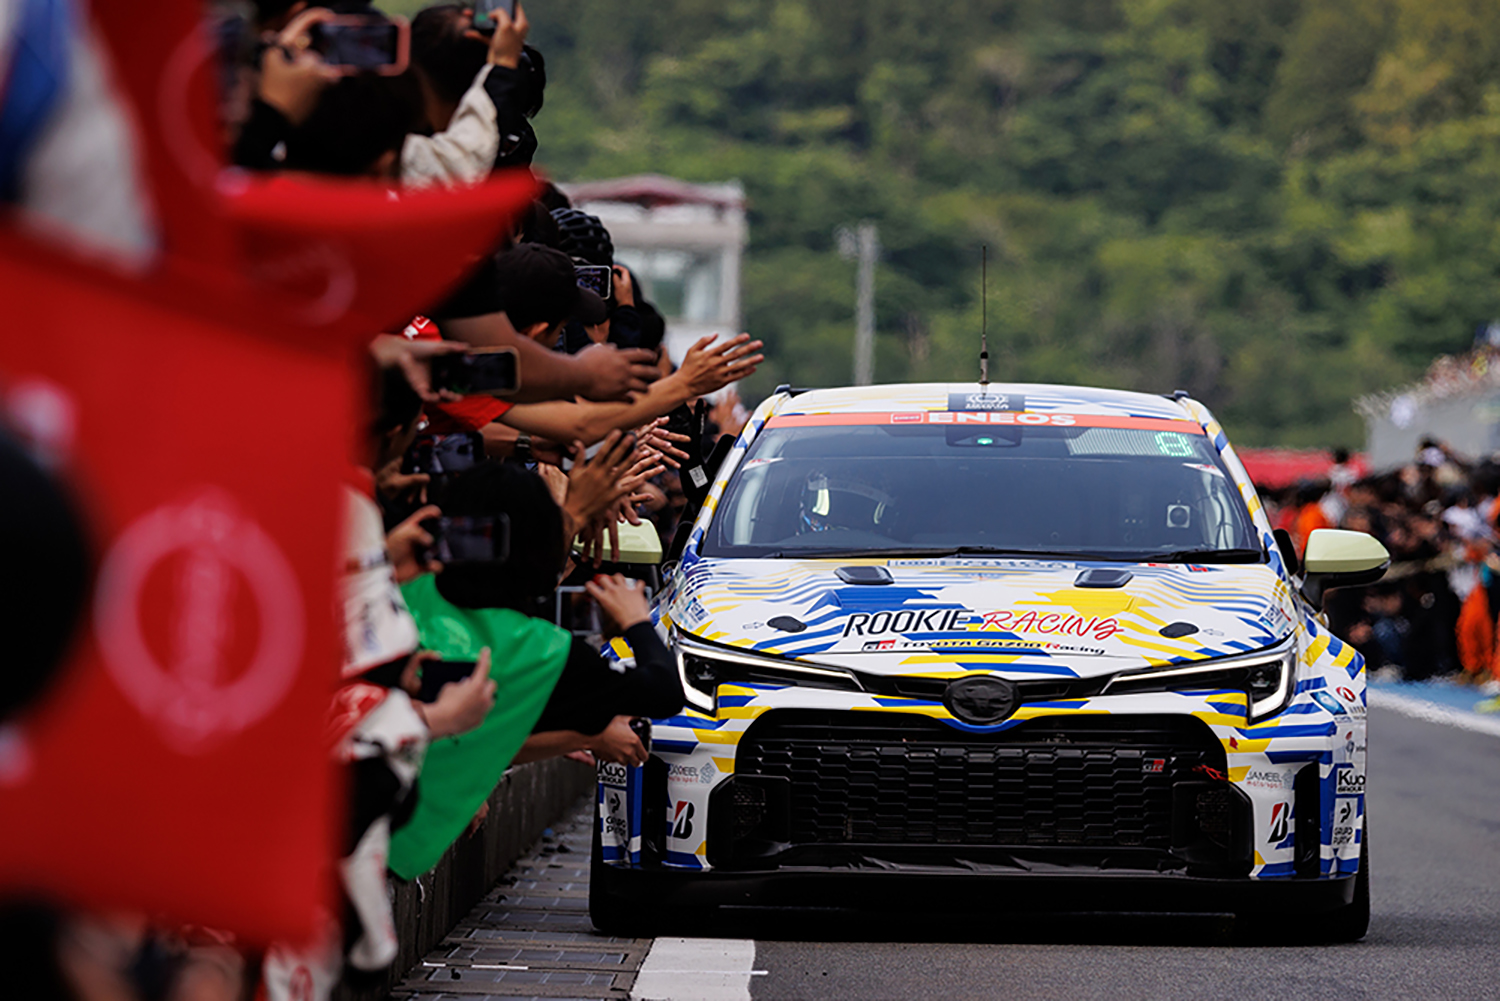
[590,382,1388,940]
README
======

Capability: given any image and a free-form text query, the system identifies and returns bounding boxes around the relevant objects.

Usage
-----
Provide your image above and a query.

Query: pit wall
[335,758,595,1001]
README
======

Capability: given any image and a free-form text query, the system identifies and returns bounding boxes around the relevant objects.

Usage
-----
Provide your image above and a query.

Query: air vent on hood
[836,566,893,585]
[1075,568,1133,588]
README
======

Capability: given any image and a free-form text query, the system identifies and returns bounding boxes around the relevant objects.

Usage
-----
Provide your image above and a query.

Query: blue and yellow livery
[591,382,1386,941]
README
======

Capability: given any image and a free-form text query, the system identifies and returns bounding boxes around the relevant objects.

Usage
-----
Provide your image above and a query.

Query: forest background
[383,0,1500,447]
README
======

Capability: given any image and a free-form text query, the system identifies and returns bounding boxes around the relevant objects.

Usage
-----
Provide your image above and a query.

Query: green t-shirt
[387,575,572,879]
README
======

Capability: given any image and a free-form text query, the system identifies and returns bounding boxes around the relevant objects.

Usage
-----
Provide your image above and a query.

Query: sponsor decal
[603,791,628,841]
[926,410,1075,426]
[1257,604,1291,634]
[1333,685,1367,717]
[1342,730,1365,756]
[667,762,716,785]
[1245,768,1293,790]
[975,609,1123,642]
[889,558,1075,570]
[671,801,696,840]
[842,608,970,637]
[947,391,1024,412]
[1310,691,1348,716]
[599,762,628,787]
[678,596,710,628]
[1268,802,1290,842]
[1185,462,1225,478]
[861,636,1105,655]
[1332,798,1357,846]
[1334,767,1365,796]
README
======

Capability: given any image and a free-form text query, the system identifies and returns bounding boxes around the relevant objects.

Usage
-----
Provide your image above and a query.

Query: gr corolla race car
[591,382,1389,940]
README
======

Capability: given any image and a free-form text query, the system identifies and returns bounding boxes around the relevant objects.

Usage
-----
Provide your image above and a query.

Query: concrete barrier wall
[336,758,596,1001]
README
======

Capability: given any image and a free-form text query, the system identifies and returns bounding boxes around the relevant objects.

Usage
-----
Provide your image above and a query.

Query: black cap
[494,244,608,330]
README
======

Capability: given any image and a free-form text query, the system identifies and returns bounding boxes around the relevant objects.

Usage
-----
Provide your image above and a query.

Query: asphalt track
[646,704,1500,1001]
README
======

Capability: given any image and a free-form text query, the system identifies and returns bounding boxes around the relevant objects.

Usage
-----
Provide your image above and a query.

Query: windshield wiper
[1150,547,1264,564]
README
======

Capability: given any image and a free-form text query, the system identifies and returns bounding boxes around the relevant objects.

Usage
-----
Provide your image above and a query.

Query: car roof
[774,382,1195,422]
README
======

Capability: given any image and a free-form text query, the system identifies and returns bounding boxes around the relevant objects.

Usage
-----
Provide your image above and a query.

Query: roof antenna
[979,244,990,388]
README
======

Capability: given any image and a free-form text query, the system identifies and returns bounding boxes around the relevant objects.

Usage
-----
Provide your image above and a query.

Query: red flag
[0,0,536,943]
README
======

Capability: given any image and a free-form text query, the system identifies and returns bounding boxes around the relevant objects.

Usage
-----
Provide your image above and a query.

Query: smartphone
[575,265,612,301]
[419,514,511,565]
[309,15,409,75]
[473,0,518,29]
[404,432,483,477]
[429,348,519,396]
[629,717,652,755]
[416,659,478,703]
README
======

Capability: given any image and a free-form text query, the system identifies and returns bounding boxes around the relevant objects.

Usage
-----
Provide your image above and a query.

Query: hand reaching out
[585,574,652,631]
[369,333,468,403]
[421,650,497,739]
[387,504,444,582]
[564,430,637,527]
[589,716,648,767]
[485,1,529,69]
[673,333,764,398]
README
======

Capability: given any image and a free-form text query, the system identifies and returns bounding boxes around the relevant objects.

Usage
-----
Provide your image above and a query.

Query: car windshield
[702,418,1261,561]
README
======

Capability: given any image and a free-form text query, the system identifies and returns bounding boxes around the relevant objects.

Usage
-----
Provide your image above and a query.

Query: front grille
[736,711,1223,850]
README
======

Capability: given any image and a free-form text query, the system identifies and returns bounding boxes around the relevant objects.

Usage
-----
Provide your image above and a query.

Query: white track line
[1369,688,1500,738]
[631,937,760,1001]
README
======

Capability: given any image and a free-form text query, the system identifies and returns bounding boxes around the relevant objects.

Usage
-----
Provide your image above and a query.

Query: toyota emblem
[943,675,1019,725]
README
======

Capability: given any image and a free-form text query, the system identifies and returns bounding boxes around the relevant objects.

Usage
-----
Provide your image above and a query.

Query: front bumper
[592,855,1359,916]
[598,681,1366,899]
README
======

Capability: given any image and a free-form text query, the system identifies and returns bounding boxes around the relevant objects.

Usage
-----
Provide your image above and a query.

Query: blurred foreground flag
[0,0,535,943]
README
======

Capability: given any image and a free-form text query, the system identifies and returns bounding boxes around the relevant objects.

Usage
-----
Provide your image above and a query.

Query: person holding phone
[388,463,685,879]
[403,1,539,190]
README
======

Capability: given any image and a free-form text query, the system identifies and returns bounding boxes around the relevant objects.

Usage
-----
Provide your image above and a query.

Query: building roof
[562,174,744,211]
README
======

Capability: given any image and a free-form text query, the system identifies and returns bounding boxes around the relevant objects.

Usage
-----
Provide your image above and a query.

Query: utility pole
[838,221,879,386]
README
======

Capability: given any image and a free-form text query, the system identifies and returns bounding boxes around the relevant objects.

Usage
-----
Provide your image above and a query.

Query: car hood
[667,556,1295,680]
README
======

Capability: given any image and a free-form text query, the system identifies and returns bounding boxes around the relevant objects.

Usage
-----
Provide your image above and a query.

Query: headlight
[1102,638,1297,722]
[675,633,861,710]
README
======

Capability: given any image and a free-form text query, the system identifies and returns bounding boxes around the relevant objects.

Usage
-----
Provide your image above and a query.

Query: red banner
[0,1,536,943]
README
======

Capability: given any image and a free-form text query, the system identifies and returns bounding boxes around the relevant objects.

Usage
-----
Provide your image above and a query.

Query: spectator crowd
[1262,443,1500,700]
[6,1,760,998]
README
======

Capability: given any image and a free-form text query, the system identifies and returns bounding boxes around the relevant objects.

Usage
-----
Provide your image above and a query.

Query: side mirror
[1301,529,1390,607]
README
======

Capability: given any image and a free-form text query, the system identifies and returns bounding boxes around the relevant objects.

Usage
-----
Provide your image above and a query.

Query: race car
[590,382,1387,941]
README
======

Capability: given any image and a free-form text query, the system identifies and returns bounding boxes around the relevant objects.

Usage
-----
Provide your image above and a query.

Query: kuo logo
[1268,802,1290,842]
[93,489,305,754]
[1335,768,1366,795]
[672,800,696,839]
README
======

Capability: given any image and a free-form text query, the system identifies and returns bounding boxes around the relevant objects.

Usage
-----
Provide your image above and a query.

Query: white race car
[591,382,1386,941]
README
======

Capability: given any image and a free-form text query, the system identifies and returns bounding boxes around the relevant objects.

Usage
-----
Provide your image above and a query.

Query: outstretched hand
[585,574,652,631]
